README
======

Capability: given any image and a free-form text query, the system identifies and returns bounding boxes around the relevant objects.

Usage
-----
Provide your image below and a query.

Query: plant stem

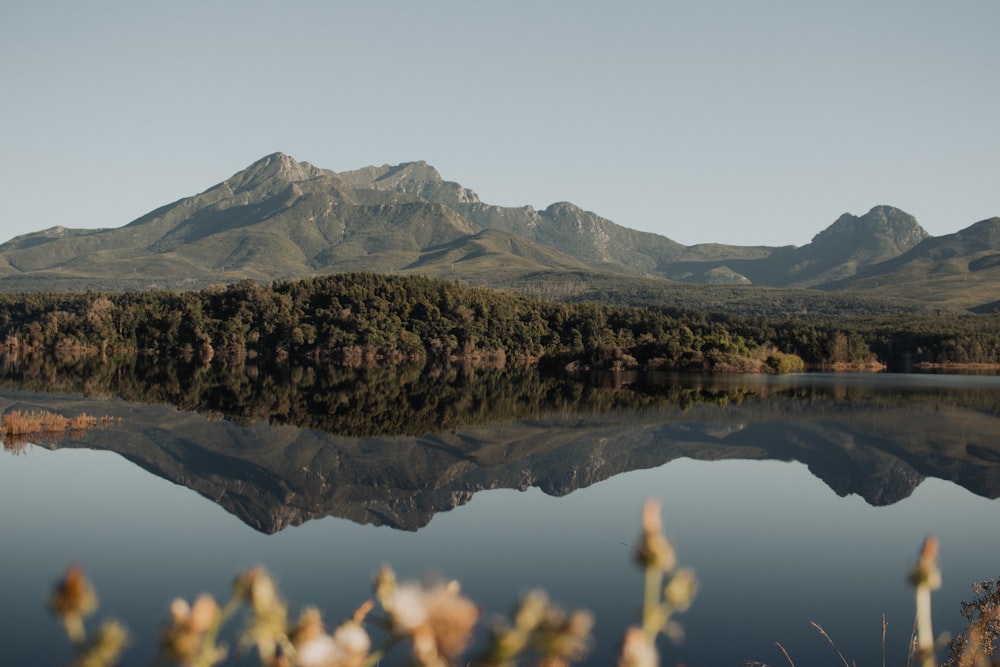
[915,586,935,667]
[641,565,662,641]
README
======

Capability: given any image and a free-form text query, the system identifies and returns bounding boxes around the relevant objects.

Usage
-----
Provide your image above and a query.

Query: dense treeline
[1,272,999,372]
[725,312,1000,370]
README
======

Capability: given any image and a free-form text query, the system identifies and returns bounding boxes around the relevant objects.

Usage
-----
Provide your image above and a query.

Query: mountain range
[1,152,997,312]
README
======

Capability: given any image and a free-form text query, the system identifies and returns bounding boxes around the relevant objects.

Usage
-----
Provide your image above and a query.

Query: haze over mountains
[1,153,997,312]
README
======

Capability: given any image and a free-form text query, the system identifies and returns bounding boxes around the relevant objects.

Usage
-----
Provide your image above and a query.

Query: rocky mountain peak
[2,150,995,302]
[377,160,443,186]
[543,202,582,217]
[362,161,481,205]
[226,152,326,193]
[812,205,929,253]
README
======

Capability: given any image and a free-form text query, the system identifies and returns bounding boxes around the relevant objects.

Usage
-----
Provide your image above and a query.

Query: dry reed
[2,409,118,453]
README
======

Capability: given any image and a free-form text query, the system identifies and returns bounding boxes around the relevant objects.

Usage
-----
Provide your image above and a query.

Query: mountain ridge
[0,152,995,311]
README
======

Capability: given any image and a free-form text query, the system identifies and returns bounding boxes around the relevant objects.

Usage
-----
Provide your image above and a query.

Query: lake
[2,364,1000,666]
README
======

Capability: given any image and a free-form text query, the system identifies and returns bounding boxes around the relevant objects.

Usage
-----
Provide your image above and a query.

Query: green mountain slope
[338,163,958,298]
[820,217,1000,309]
[341,162,774,277]
[634,205,930,287]
[0,152,994,312]
[0,154,587,291]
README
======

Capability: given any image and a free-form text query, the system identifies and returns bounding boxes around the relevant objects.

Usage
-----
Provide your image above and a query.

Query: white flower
[388,584,430,633]
[296,634,339,667]
[295,623,371,667]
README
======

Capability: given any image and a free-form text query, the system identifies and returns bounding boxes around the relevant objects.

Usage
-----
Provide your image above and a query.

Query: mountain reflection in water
[3,355,1000,533]
[5,357,1000,667]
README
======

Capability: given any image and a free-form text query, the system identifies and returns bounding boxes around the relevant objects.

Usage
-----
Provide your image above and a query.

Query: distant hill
[0,152,995,312]
[340,161,772,276]
[820,217,1000,309]
[658,205,930,287]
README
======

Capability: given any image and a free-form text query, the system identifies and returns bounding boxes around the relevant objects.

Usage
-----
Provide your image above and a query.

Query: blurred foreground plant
[910,535,944,667]
[945,576,1000,667]
[751,534,994,667]
[49,565,129,667]
[477,589,594,667]
[51,501,992,667]
[49,500,695,667]
[618,499,698,667]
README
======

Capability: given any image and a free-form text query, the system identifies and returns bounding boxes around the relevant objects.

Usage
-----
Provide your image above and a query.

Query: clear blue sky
[2,1,997,247]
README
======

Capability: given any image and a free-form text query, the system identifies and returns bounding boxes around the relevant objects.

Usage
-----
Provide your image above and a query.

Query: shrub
[764,350,807,374]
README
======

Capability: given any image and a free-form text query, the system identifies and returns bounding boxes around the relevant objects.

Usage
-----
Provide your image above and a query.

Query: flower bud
[618,627,658,667]
[513,590,549,633]
[162,594,224,663]
[290,607,325,647]
[331,621,371,667]
[374,566,397,606]
[50,564,99,621]
[636,501,677,572]
[664,568,698,612]
[909,535,942,590]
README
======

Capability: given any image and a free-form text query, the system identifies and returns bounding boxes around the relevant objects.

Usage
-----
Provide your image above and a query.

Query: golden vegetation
[2,409,118,453]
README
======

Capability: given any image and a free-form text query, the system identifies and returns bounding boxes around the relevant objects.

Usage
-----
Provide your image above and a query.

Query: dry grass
[2,409,118,452]
[810,621,854,667]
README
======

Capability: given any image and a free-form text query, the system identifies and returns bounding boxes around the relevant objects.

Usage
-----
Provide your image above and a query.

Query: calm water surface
[2,372,1000,666]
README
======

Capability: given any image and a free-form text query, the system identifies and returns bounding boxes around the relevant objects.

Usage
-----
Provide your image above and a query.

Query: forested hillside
[1,273,998,372]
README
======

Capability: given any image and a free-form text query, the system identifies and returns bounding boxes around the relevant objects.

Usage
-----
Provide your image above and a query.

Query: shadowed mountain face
[1,153,995,309]
[821,217,1000,309]
[657,205,930,287]
[6,368,1000,533]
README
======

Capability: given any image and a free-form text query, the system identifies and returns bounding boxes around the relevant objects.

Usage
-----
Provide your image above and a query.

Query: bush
[764,351,806,374]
